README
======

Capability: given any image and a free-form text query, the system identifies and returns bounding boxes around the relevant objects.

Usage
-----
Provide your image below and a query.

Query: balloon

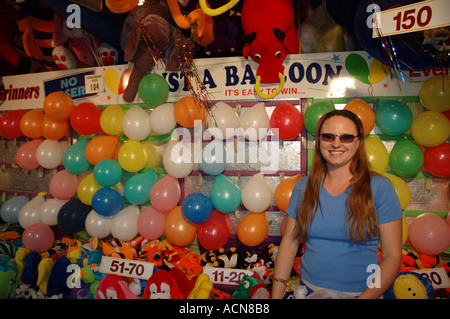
[85,209,112,239]
[18,195,45,229]
[118,139,147,173]
[22,223,55,252]
[43,91,74,120]
[0,195,29,224]
[345,53,370,84]
[122,105,151,141]
[106,0,139,13]
[0,109,27,139]
[138,73,169,108]
[85,135,119,165]
[365,136,389,173]
[42,116,68,140]
[149,103,177,135]
[77,173,102,205]
[93,159,123,187]
[374,99,412,136]
[424,143,450,178]
[389,138,424,177]
[369,58,389,84]
[408,213,450,255]
[63,139,91,174]
[49,169,79,200]
[15,138,43,170]
[57,199,91,233]
[164,206,197,247]
[40,198,68,226]
[419,75,450,112]
[162,139,193,178]
[241,174,272,213]
[237,212,268,247]
[182,193,213,224]
[123,170,157,205]
[197,210,230,251]
[239,102,270,141]
[174,96,205,128]
[150,174,181,212]
[411,111,450,147]
[100,104,125,135]
[70,102,102,135]
[210,174,241,213]
[344,98,375,136]
[92,187,123,217]
[382,172,411,210]
[304,100,335,136]
[274,174,304,212]
[206,102,239,140]
[36,139,64,169]
[269,102,303,140]
[137,205,165,240]
[142,141,162,168]
[110,205,140,241]
[19,109,44,139]
[200,139,227,175]
[104,68,119,95]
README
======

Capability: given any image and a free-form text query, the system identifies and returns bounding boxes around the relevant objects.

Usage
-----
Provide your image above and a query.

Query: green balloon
[345,53,370,85]
[138,73,169,108]
[211,174,241,213]
[304,100,335,136]
[389,138,424,177]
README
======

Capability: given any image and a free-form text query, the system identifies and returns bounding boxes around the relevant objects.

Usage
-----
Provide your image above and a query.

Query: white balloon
[241,173,273,213]
[110,205,140,241]
[122,105,151,140]
[36,140,64,169]
[85,209,112,239]
[162,139,193,178]
[239,102,269,141]
[149,103,177,135]
[19,195,45,229]
[207,102,240,140]
[40,198,68,226]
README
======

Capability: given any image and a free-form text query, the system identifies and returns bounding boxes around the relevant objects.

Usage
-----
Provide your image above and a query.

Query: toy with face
[142,269,183,299]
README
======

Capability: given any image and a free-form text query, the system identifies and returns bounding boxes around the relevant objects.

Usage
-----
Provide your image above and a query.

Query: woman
[272,109,403,299]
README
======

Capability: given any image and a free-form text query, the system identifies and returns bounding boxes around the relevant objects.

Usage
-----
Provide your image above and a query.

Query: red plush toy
[142,269,184,299]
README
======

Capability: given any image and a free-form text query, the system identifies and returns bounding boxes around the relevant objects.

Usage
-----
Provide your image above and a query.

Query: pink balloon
[22,223,55,252]
[49,169,79,200]
[137,205,166,240]
[409,213,450,255]
[15,139,43,170]
[149,175,181,212]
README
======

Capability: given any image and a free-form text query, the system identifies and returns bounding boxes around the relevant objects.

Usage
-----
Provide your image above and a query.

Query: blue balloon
[93,159,123,187]
[57,199,91,233]
[124,171,157,205]
[0,195,29,224]
[181,193,213,224]
[211,174,241,213]
[92,187,123,217]
[200,139,227,175]
[375,99,413,136]
[63,139,91,174]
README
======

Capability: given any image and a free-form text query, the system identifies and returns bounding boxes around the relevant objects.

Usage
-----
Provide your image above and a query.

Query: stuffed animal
[232,274,269,299]
[95,274,139,299]
[384,271,434,299]
[0,254,19,299]
[142,269,184,299]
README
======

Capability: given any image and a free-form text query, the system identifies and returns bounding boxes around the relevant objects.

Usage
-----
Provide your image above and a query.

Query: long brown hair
[294,109,378,243]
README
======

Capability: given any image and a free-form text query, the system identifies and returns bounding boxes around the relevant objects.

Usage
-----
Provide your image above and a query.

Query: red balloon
[197,210,230,251]
[269,102,303,140]
[424,142,450,178]
[22,223,55,252]
[70,102,102,135]
[0,110,27,139]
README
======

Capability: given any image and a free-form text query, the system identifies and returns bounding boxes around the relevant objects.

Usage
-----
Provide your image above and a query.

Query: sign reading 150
[392,5,432,32]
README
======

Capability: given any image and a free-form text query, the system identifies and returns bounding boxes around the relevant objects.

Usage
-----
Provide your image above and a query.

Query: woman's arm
[271,216,301,299]
[358,219,402,299]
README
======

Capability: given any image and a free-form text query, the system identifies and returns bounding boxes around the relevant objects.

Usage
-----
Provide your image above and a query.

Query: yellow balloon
[104,68,119,95]
[419,75,450,112]
[369,58,389,84]
[77,173,102,205]
[142,141,162,168]
[411,110,450,147]
[100,104,125,135]
[401,212,408,246]
[382,172,411,210]
[365,136,389,173]
[118,140,147,172]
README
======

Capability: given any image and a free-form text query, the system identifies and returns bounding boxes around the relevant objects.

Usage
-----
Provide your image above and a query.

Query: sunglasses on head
[320,133,359,143]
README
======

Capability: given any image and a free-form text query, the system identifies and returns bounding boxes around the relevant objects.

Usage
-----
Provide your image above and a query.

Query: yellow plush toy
[384,271,434,299]
[188,273,213,299]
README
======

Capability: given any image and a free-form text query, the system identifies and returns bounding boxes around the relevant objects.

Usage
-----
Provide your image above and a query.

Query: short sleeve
[371,175,403,224]
[285,176,309,220]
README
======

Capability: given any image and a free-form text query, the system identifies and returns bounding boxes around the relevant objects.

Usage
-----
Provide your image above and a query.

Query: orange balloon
[20,109,44,138]
[164,206,197,247]
[42,116,69,140]
[105,0,139,13]
[43,92,74,121]
[174,96,205,128]
[85,135,119,165]
[237,212,268,247]
[274,174,304,212]
[343,98,375,136]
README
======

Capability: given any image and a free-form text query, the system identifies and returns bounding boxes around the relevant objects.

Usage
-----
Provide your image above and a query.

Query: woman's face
[319,115,360,171]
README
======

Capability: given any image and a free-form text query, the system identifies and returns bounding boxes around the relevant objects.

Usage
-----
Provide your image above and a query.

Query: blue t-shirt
[286,174,403,293]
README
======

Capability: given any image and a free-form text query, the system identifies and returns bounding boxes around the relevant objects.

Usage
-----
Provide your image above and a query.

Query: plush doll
[46,256,73,299]
[95,274,139,299]
[101,238,138,260]
[0,254,19,299]
[142,269,184,299]
[384,271,434,299]
[232,274,269,299]
[187,273,213,299]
